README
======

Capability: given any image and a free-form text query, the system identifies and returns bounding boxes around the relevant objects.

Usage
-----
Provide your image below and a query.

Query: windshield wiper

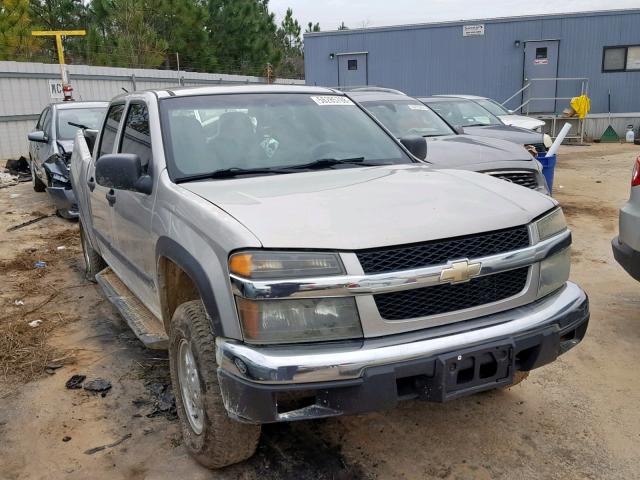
[68,121,91,130]
[463,123,491,127]
[174,167,294,183]
[287,157,383,170]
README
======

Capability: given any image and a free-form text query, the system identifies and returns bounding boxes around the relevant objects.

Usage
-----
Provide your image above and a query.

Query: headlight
[538,247,571,298]
[229,251,344,279]
[535,208,567,241]
[236,297,362,344]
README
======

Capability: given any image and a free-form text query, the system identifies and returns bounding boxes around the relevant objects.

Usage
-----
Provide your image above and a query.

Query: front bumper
[216,282,589,423]
[612,236,640,281]
[46,186,78,219]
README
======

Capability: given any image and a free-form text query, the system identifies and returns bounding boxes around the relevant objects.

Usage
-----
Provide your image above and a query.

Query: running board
[95,267,168,349]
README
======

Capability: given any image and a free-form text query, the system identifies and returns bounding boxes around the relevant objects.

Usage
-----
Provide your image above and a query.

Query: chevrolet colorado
[70,85,589,468]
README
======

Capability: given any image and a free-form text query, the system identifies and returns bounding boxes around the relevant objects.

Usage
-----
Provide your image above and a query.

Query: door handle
[87,176,96,192]
[106,189,116,206]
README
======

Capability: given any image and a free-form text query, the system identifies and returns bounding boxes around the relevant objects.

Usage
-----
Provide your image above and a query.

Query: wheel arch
[156,237,224,336]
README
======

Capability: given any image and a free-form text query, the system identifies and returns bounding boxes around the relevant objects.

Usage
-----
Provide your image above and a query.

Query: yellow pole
[55,34,67,84]
[31,30,86,95]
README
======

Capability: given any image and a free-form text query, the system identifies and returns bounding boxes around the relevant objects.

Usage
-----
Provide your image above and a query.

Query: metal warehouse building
[304,9,640,119]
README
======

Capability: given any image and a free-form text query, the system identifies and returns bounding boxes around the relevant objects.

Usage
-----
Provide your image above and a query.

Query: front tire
[169,300,260,469]
[79,221,106,281]
[31,161,46,192]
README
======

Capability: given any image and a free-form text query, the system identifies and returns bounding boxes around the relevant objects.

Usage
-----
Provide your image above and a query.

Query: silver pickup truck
[70,85,589,469]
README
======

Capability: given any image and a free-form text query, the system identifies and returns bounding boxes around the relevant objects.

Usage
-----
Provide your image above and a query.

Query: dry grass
[0,224,83,389]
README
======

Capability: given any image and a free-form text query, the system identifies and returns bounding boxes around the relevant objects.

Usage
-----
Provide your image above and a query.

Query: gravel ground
[0,143,639,480]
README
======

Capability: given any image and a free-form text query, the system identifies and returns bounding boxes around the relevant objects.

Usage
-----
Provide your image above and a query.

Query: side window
[119,103,152,171]
[348,59,358,70]
[98,104,125,158]
[36,108,49,130]
[41,109,52,136]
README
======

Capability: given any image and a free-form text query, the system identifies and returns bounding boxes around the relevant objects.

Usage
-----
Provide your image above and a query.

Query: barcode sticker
[310,96,355,106]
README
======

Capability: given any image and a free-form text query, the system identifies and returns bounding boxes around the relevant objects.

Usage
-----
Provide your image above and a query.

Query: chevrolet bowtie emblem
[440,260,482,284]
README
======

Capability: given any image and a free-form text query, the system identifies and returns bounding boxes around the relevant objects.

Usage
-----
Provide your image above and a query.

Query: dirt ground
[1,143,639,480]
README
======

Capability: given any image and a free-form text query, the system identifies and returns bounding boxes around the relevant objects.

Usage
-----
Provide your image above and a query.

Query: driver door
[87,103,125,266]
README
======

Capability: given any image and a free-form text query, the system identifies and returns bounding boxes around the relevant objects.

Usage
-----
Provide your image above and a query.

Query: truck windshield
[160,93,411,180]
[360,100,454,138]
[57,107,106,140]
[424,99,503,128]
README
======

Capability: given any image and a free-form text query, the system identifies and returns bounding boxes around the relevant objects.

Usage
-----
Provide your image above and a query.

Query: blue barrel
[537,154,557,194]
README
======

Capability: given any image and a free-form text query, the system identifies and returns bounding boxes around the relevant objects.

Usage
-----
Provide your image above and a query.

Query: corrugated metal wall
[304,10,640,115]
[0,61,303,160]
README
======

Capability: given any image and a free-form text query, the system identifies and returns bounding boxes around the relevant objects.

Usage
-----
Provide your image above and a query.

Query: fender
[156,236,224,336]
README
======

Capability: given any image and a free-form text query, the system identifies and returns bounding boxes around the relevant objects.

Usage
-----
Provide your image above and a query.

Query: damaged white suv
[71,85,589,469]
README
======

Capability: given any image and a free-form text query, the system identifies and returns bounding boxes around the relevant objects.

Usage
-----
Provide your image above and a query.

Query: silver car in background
[436,94,546,132]
[348,90,548,193]
[28,101,108,218]
[612,155,640,281]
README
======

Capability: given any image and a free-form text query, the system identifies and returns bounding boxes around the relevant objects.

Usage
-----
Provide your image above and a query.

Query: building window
[603,45,640,72]
[348,59,358,70]
[535,47,547,59]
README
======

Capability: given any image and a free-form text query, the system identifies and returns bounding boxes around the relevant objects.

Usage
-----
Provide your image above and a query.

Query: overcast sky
[269,0,638,32]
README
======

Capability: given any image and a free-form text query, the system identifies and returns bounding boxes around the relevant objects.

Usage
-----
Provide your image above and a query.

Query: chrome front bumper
[217,281,587,385]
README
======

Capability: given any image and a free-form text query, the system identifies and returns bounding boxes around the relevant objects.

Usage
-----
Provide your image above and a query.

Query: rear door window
[98,104,125,158]
[119,102,152,171]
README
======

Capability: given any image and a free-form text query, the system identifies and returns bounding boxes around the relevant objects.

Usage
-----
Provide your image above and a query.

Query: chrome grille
[374,267,529,320]
[356,226,530,274]
[489,171,538,189]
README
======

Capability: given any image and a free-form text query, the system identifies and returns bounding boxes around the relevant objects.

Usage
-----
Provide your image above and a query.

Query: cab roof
[154,84,339,99]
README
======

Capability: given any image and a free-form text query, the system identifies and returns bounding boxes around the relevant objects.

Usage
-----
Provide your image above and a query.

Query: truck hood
[461,124,544,146]
[425,134,534,167]
[181,165,556,250]
[497,114,545,131]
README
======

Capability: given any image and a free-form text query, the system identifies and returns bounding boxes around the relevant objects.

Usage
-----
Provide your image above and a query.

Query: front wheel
[169,300,260,469]
[31,161,46,192]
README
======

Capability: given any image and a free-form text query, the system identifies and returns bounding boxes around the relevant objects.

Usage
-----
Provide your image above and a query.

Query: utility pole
[31,30,86,100]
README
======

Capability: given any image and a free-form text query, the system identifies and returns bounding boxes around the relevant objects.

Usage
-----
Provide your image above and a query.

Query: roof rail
[334,86,407,95]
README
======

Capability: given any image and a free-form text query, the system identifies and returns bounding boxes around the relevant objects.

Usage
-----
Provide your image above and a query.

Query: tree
[305,21,320,33]
[144,0,214,70]
[337,21,348,30]
[28,0,87,30]
[0,0,42,61]
[85,0,167,68]
[206,0,281,75]
[279,7,300,50]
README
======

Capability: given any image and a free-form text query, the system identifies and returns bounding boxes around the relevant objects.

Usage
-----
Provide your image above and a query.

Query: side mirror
[84,129,99,154]
[399,135,427,160]
[95,153,152,194]
[28,130,48,143]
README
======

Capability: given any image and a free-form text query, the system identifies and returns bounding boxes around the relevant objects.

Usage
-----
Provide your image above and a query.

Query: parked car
[436,94,546,131]
[348,90,548,193]
[420,96,552,155]
[28,101,108,218]
[71,85,588,469]
[612,155,640,281]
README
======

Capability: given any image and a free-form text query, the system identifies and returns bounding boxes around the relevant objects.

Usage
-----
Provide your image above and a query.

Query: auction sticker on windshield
[408,104,429,110]
[310,96,355,106]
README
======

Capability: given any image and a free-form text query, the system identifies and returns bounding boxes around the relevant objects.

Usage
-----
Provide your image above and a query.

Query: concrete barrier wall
[0,61,304,160]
